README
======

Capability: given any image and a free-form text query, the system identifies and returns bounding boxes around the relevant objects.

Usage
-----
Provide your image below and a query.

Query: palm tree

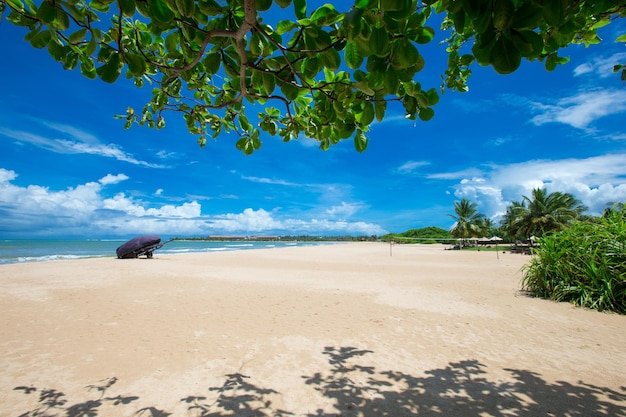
[449,199,486,242]
[478,217,498,238]
[504,188,586,239]
[500,200,526,240]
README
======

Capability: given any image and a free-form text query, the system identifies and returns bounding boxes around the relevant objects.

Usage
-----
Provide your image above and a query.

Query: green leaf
[415,27,435,44]
[148,0,174,23]
[369,27,390,57]
[197,0,222,15]
[54,8,70,30]
[396,40,420,69]
[275,0,291,8]
[203,52,221,75]
[63,51,79,70]
[36,1,56,24]
[542,0,565,27]
[310,4,339,26]
[250,31,264,55]
[472,35,495,66]
[280,82,299,100]
[69,29,88,44]
[354,130,368,152]
[126,53,146,76]
[176,0,195,17]
[118,0,135,16]
[96,51,122,83]
[355,80,374,96]
[256,0,271,11]
[472,8,491,34]
[30,30,51,49]
[276,20,297,34]
[492,0,514,32]
[344,41,363,69]
[262,72,276,95]
[490,35,521,74]
[5,0,25,12]
[80,57,97,79]
[511,1,543,29]
[239,113,252,131]
[357,102,375,126]
[381,0,405,12]
[322,48,341,71]
[293,0,306,19]
[518,29,543,57]
[426,88,439,106]
[47,40,66,61]
[374,100,386,122]
[303,54,321,78]
[85,36,97,55]
[383,69,399,94]
[384,0,415,21]
[418,107,434,121]
[615,34,626,43]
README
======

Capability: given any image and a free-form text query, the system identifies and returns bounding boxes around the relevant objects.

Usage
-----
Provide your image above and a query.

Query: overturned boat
[116,235,163,259]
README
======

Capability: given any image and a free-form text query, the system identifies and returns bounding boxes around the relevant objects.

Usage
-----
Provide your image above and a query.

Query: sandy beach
[1,243,624,416]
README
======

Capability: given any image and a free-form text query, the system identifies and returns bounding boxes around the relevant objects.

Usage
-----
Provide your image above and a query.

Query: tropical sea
[0,238,333,265]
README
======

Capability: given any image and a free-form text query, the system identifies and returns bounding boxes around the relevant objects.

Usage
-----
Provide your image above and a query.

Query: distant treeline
[380,226,453,243]
[169,228,455,243]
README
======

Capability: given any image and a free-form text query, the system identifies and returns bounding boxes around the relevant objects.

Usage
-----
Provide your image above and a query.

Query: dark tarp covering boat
[116,235,162,259]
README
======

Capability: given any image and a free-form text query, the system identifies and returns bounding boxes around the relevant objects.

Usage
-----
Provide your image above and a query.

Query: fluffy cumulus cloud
[0,169,386,237]
[434,154,626,221]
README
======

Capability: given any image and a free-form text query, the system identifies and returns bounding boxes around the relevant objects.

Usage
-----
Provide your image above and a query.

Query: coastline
[1,243,624,415]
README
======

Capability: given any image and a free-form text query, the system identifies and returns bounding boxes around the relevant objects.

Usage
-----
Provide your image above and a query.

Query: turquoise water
[0,239,329,265]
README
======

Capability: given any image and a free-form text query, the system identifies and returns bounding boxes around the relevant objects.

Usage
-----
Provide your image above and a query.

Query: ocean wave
[13,254,94,264]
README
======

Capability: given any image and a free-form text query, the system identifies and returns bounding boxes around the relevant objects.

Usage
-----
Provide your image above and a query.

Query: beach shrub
[521,206,626,314]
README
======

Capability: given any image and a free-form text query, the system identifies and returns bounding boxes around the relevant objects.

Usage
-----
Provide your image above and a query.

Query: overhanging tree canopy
[2,0,624,153]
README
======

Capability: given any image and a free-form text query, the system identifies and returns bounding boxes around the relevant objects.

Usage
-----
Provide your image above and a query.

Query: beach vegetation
[448,198,486,241]
[1,0,624,153]
[500,188,587,241]
[521,203,626,314]
[381,226,452,243]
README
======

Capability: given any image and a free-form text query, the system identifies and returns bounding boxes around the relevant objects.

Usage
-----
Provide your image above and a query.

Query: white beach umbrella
[489,236,503,259]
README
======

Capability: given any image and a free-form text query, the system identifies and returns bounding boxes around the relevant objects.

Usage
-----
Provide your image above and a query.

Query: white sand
[1,243,624,416]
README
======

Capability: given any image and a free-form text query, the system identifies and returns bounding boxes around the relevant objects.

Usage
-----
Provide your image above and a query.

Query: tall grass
[521,206,626,314]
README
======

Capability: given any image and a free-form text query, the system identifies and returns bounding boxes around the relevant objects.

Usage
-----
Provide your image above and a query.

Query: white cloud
[435,154,626,220]
[573,63,593,77]
[0,168,17,182]
[40,121,100,144]
[325,202,361,219]
[0,124,166,168]
[427,167,484,180]
[0,169,387,237]
[396,160,430,174]
[99,174,129,185]
[241,175,299,186]
[210,208,282,232]
[573,52,626,78]
[530,89,626,129]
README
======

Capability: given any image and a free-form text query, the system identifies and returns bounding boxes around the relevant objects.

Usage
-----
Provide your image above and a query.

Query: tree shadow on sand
[303,346,626,416]
[12,347,626,416]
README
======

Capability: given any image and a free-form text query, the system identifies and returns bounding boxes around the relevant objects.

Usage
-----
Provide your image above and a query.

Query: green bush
[521,206,626,314]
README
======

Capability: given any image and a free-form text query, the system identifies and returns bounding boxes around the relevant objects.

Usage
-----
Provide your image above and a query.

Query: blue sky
[1,10,625,239]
